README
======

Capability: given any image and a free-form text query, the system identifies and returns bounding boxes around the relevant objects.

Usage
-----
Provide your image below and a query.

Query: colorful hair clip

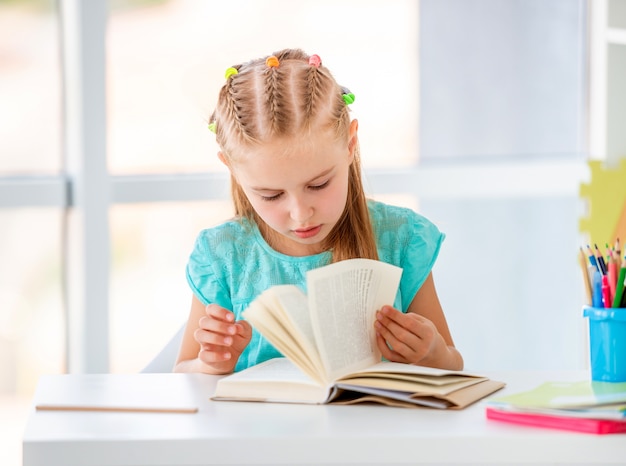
[208,122,216,133]
[341,86,355,105]
[308,54,321,68]
[224,67,238,79]
[266,56,279,68]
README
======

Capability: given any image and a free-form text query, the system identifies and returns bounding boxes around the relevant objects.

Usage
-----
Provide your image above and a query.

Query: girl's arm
[374,272,464,370]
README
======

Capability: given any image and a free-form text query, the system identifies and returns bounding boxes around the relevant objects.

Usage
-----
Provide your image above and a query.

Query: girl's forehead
[231,134,347,185]
[237,130,344,161]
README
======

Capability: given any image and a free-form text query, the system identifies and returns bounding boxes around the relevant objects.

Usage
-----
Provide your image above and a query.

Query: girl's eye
[309,180,329,191]
[261,192,283,202]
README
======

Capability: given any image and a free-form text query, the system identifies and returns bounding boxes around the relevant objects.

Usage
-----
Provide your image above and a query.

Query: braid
[224,82,245,140]
[263,61,291,136]
[303,66,322,128]
[216,65,257,148]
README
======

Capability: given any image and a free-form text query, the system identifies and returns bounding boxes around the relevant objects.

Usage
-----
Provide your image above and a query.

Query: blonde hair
[210,48,378,263]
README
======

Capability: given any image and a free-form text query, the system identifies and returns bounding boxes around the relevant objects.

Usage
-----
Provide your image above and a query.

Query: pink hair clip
[308,54,321,68]
[266,56,279,68]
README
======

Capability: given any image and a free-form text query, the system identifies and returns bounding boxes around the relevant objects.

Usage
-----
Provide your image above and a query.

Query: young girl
[174,48,463,375]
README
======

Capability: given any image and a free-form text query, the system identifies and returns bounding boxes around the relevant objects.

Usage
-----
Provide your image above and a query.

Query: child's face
[229,128,355,256]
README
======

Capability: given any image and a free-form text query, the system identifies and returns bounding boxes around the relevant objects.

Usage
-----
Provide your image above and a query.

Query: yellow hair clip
[208,122,216,133]
[224,67,238,79]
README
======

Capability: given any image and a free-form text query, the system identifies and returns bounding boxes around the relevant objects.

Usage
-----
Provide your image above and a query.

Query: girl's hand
[374,305,454,368]
[194,304,252,374]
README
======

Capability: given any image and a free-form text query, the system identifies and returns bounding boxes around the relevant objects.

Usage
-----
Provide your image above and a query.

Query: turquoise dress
[186,200,444,372]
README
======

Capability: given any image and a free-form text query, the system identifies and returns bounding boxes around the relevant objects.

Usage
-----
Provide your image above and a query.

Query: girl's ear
[218,151,230,168]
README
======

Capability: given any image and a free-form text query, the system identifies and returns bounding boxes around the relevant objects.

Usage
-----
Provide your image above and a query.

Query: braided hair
[210,48,377,263]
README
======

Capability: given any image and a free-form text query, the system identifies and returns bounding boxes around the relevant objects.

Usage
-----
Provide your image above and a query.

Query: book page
[268,285,325,377]
[212,358,331,404]
[307,259,402,383]
[243,285,323,383]
[335,376,485,395]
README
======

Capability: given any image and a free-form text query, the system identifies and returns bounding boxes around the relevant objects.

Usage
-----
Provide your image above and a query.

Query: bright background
[2,0,626,464]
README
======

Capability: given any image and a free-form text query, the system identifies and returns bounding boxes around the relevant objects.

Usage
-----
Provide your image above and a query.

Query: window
[2,3,600,463]
[0,0,62,175]
[0,0,64,396]
[106,0,420,372]
[2,0,600,429]
[107,0,419,174]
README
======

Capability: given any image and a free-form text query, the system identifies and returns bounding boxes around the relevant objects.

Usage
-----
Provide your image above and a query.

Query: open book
[212,258,504,408]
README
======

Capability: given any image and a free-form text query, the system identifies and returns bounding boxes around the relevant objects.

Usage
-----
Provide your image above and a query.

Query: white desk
[22,370,626,466]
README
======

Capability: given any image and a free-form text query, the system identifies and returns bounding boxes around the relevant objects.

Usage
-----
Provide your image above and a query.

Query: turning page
[307,259,402,383]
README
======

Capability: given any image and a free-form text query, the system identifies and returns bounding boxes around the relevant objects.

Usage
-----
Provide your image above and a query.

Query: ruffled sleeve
[185,231,231,309]
[398,213,445,311]
[370,201,445,312]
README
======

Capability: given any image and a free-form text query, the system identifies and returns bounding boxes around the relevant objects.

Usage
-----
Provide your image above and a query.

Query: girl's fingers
[376,311,420,347]
[376,332,405,363]
[198,345,232,364]
[377,325,416,361]
[205,303,235,322]
[378,306,428,336]
[198,313,237,336]
[375,308,437,363]
[194,326,234,347]
[235,320,253,338]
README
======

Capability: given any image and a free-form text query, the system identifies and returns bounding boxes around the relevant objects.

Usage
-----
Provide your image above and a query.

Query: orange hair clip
[266,56,279,68]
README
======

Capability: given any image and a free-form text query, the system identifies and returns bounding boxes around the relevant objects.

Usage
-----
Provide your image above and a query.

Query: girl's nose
[290,197,313,223]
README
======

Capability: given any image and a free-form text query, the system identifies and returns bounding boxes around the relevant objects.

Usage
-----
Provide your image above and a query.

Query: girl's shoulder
[368,199,444,256]
[368,199,435,232]
[191,217,257,258]
[196,216,252,240]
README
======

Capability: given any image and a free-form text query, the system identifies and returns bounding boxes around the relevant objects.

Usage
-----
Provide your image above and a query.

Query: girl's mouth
[293,225,322,239]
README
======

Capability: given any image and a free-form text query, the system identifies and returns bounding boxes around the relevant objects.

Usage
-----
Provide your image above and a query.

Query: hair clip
[208,122,216,133]
[341,86,355,105]
[308,54,321,68]
[224,67,238,79]
[266,56,279,68]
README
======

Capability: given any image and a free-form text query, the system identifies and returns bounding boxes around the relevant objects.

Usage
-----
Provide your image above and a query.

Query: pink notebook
[486,407,626,435]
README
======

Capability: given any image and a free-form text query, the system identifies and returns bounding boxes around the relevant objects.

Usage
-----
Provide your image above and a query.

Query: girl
[175,49,463,375]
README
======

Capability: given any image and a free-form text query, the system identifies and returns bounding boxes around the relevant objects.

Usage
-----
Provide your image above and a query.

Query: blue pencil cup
[583,306,626,383]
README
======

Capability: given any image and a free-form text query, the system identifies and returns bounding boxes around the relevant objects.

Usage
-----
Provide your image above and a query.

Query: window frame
[0,0,593,374]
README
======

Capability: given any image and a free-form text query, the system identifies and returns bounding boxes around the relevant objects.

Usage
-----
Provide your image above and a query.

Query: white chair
[141,324,185,373]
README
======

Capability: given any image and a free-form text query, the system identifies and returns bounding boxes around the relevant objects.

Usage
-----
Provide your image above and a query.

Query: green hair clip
[341,86,355,105]
[208,122,216,133]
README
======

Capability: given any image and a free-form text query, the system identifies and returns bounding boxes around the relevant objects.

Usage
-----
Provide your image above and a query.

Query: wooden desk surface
[22,370,626,465]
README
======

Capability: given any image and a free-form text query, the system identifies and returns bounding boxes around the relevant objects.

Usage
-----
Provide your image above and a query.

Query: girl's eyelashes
[258,180,330,201]
[260,192,283,202]
[309,180,330,191]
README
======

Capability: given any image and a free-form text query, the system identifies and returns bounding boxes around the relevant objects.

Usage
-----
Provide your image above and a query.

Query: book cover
[486,407,626,435]
[487,380,626,410]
